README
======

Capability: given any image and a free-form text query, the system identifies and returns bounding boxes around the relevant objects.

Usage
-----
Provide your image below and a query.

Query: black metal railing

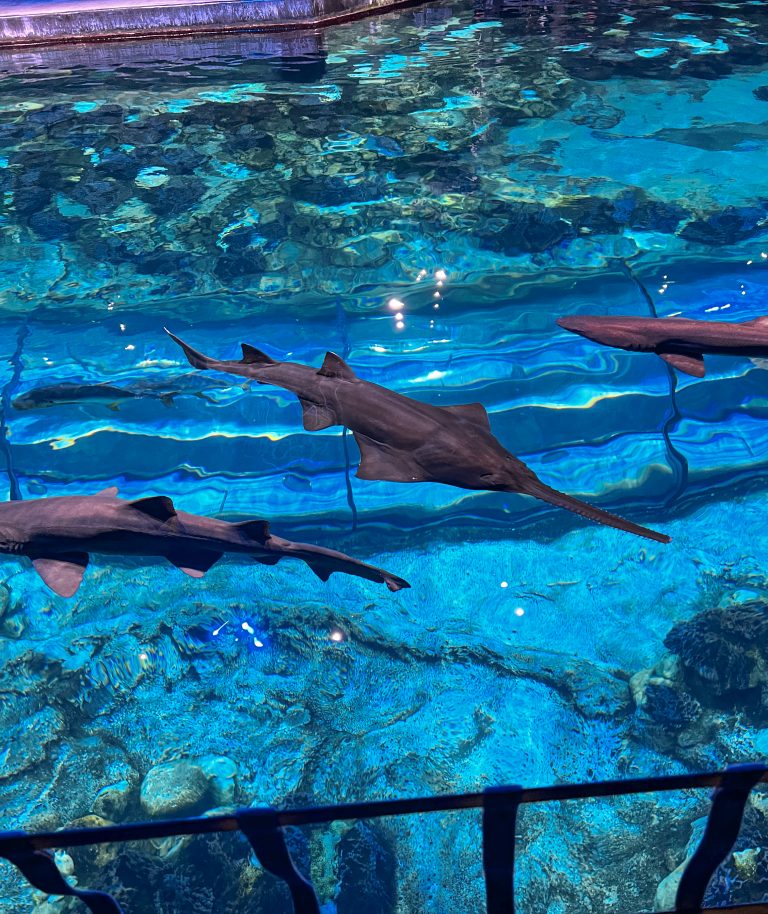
[2,763,768,914]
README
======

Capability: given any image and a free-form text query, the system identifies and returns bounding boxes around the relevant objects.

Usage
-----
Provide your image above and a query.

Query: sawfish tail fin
[521,480,670,544]
[270,539,410,592]
[164,328,279,377]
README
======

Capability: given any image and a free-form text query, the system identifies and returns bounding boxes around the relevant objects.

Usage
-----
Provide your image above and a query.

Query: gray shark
[166,329,670,544]
[0,489,409,597]
[557,313,768,378]
[12,375,245,411]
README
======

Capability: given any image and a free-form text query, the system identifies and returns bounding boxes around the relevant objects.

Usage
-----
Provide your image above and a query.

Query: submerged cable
[620,261,689,505]
[0,322,30,501]
[335,299,358,531]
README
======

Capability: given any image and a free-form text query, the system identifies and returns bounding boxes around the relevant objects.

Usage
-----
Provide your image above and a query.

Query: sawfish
[0,489,409,597]
[557,313,768,378]
[166,329,670,544]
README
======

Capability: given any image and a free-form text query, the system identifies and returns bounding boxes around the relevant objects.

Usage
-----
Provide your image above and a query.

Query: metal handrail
[1,763,767,913]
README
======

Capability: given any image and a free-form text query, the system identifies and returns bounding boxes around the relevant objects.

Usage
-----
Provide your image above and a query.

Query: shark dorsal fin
[96,486,119,497]
[658,351,706,377]
[318,352,357,381]
[127,495,177,522]
[233,519,271,543]
[439,402,491,429]
[33,553,89,597]
[299,397,339,431]
[241,343,277,366]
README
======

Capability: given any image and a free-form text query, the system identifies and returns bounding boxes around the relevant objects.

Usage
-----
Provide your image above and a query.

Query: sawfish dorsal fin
[96,486,119,497]
[317,352,357,381]
[439,402,490,429]
[233,519,271,543]
[241,343,277,365]
[33,553,89,597]
[658,351,706,377]
[746,316,768,327]
[354,432,425,482]
[127,495,177,522]
[299,397,339,431]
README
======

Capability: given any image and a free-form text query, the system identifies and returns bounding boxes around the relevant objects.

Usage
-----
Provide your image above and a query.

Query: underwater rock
[335,821,396,914]
[199,755,238,807]
[679,205,768,246]
[611,189,687,233]
[481,202,575,254]
[640,681,701,729]
[140,755,238,818]
[92,779,134,820]
[140,760,210,818]
[0,704,65,780]
[664,602,768,699]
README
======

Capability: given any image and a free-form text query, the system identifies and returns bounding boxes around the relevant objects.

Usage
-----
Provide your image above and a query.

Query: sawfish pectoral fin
[32,553,89,597]
[354,432,425,482]
[439,402,491,429]
[299,397,339,431]
[167,549,223,578]
[95,486,119,497]
[658,351,705,377]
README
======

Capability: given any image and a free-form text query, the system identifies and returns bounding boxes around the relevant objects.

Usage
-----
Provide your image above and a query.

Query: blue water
[2,0,768,910]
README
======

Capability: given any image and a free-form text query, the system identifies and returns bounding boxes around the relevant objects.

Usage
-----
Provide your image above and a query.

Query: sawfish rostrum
[0,490,409,597]
[557,313,768,377]
[166,330,670,544]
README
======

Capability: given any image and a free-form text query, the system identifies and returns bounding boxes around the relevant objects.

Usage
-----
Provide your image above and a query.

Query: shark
[165,329,670,545]
[556,313,768,378]
[0,489,409,597]
[12,374,245,411]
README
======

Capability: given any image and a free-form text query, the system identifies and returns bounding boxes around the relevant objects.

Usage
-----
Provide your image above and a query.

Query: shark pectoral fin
[32,553,89,597]
[96,486,119,497]
[317,352,357,381]
[233,519,271,543]
[305,560,333,582]
[107,402,120,412]
[159,394,175,408]
[167,549,223,578]
[241,343,277,365]
[127,495,177,522]
[299,397,339,431]
[353,433,424,482]
[253,554,281,565]
[439,402,491,429]
[659,351,705,377]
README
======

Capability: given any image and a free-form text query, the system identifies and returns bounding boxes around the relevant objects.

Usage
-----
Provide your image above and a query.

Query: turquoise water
[2,0,768,910]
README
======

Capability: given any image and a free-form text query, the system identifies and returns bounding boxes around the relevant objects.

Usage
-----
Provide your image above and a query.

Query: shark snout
[556,316,592,337]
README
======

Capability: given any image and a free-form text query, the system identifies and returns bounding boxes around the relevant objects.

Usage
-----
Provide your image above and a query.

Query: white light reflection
[388,298,405,310]
[514,607,525,617]
[329,628,346,643]
[213,620,229,636]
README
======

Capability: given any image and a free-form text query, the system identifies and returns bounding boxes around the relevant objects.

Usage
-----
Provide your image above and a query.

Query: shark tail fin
[164,328,221,371]
[521,480,670,544]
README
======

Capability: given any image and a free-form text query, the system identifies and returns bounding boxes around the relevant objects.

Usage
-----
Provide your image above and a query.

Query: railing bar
[5,769,766,853]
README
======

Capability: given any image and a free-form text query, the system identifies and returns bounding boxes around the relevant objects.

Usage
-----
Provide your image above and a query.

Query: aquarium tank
[1,0,768,910]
